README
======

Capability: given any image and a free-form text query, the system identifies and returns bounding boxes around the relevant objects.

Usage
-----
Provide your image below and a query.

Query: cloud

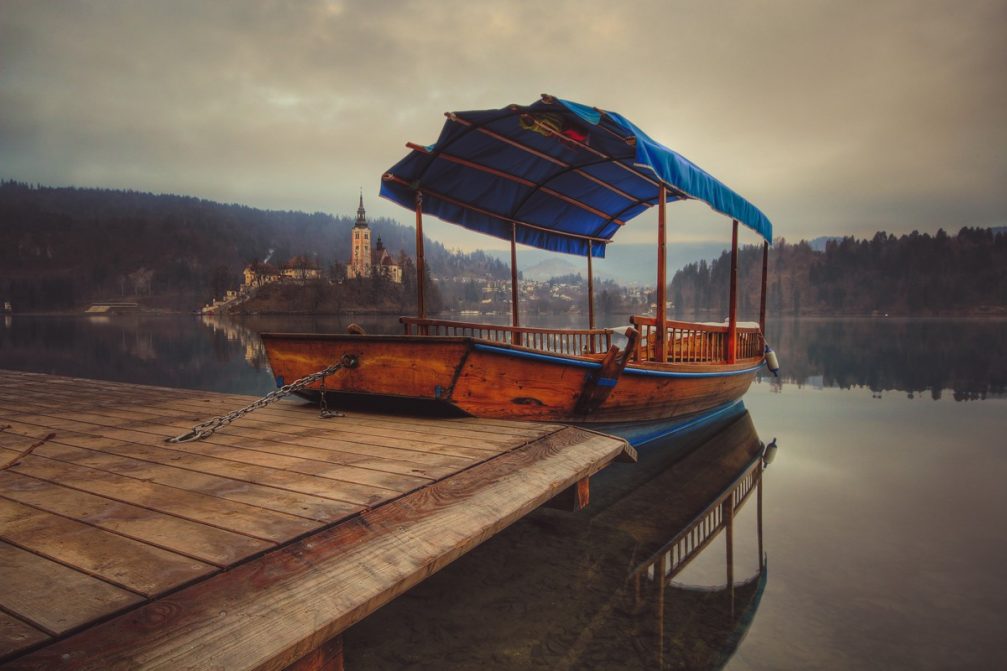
[1,0,1004,251]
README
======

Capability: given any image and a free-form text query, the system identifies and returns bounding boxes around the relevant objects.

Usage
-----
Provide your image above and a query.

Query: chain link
[318,370,343,419]
[167,354,358,443]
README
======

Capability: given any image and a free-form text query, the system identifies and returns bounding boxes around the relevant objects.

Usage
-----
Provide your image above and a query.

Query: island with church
[201,194,430,316]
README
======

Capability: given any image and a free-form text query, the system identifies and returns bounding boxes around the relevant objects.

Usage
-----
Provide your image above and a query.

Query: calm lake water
[1,314,1004,669]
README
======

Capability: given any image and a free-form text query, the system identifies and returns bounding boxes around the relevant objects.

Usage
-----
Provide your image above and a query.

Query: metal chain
[318,371,343,419]
[166,354,358,443]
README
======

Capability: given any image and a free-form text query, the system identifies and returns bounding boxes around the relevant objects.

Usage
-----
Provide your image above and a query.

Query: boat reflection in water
[346,404,773,670]
[627,408,769,669]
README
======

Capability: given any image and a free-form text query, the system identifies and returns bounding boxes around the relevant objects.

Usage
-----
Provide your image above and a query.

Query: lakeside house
[281,256,322,281]
[242,261,281,288]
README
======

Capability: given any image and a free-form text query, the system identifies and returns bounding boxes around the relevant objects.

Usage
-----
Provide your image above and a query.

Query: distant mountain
[601,242,730,284]
[521,257,583,282]
[808,236,843,251]
[488,241,729,286]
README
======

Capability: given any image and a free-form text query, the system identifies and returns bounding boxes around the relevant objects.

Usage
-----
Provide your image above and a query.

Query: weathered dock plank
[0,395,483,475]
[0,371,629,668]
[7,454,319,543]
[0,541,143,636]
[0,471,272,566]
[0,614,48,660]
[1,416,449,493]
[0,498,213,596]
[21,442,354,521]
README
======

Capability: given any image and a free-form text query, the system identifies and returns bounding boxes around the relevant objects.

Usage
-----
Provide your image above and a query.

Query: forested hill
[0,182,508,311]
[671,228,1007,318]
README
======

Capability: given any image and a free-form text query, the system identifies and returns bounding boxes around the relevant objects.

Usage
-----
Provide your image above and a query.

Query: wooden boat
[262,95,774,440]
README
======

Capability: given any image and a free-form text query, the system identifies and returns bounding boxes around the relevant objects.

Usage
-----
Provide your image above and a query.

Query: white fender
[764,344,780,377]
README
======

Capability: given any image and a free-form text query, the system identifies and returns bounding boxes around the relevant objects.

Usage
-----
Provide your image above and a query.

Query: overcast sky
[2,0,1004,253]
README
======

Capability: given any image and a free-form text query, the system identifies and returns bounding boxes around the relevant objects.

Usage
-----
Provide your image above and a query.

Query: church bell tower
[349,191,372,278]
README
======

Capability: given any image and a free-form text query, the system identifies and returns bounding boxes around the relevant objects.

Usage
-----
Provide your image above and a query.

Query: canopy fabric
[380,95,772,258]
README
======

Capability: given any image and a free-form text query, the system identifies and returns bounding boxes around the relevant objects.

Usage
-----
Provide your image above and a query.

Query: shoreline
[8,309,1007,321]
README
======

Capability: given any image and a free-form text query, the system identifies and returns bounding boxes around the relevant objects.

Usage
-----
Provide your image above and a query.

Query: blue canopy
[380,95,772,258]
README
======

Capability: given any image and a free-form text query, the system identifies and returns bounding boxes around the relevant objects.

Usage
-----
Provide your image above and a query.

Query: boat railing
[401,317,614,355]
[629,316,764,364]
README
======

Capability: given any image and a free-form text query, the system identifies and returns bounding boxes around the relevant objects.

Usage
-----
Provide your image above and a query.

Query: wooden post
[510,224,521,346]
[575,475,590,510]
[414,192,426,321]
[655,185,667,362]
[544,476,590,511]
[284,635,343,671]
[727,219,739,364]
[587,240,595,334]
[759,240,769,337]
[723,497,735,618]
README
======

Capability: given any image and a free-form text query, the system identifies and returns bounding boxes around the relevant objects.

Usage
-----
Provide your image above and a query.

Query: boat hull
[261,333,763,427]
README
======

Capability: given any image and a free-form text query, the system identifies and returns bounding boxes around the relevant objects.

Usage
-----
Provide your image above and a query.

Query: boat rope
[1,432,56,470]
[166,354,359,444]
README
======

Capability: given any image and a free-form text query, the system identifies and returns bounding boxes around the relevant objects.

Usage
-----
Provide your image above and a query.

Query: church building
[346,194,403,283]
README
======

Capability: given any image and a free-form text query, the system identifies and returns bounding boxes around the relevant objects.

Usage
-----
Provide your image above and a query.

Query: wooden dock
[0,370,630,670]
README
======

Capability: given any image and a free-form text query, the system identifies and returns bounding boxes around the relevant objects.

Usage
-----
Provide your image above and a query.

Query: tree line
[0,181,508,311]
[671,228,1007,318]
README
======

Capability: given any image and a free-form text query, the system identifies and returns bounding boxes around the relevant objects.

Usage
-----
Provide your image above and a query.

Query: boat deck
[0,370,629,669]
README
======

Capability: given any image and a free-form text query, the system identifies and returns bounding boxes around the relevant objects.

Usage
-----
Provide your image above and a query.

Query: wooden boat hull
[260,333,763,428]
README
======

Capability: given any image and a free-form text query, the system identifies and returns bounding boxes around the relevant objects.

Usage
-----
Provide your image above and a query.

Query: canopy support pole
[510,224,521,346]
[759,241,769,337]
[655,185,667,363]
[587,241,595,334]
[727,219,739,364]
[414,192,426,322]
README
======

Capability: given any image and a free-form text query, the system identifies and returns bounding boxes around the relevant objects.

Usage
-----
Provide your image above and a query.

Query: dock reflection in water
[345,406,772,670]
